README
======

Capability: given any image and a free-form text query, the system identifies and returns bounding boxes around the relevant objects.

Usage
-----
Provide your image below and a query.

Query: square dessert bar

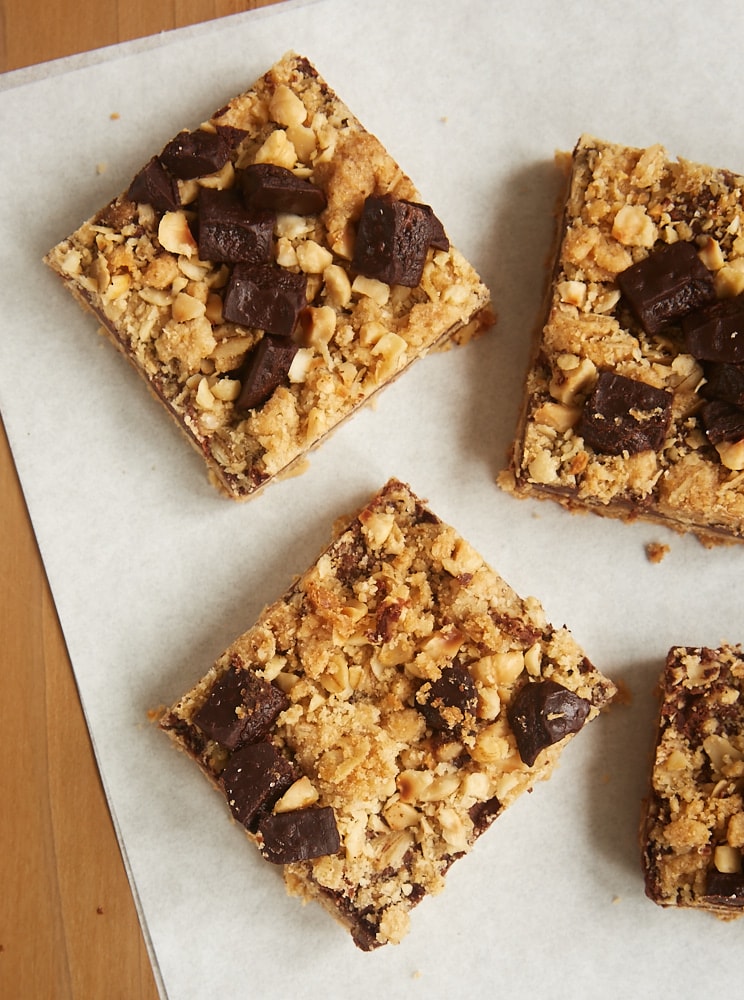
[641,644,744,917]
[159,479,616,949]
[44,53,491,500]
[502,134,744,545]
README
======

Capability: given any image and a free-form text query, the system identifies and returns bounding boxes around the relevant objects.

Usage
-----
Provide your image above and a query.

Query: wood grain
[0,3,282,997]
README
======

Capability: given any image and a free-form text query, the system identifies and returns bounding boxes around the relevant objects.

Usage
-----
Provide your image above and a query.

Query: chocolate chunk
[193,663,289,750]
[239,163,327,215]
[236,335,299,411]
[701,362,744,407]
[197,188,274,264]
[223,262,307,337]
[702,869,744,907]
[221,742,297,830]
[257,806,340,864]
[352,194,447,287]
[127,156,181,214]
[578,371,672,455]
[214,124,249,150]
[159,129,231,180]
[507,679,590,767]
[700,399,744,444]
[415,662,478,734]
[468,795,502,835]
[683,296,744,364]
[617,241,715,335]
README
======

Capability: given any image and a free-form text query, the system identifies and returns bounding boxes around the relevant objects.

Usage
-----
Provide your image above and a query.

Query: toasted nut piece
[103,272,131,301]
[211,378,240,402]
[714,844,742,874]
[612,204,657,247]
[273,776,319,814]
[205,292,224,325]
[139,286,173,307]
[158,211,198,257]
[716,438,744,471]
[437,806,470,851]
[172,291,207,323]
[373,831,415,872]
[254,128,297,169]
[352,274,390,306]
[359,509,395,549]
[383,799,420,831]
[195,377,215,409]
[557,280,587,307]
[197,160,235,191]
[270,84,307,127]
[477,685,502,721]
[296,239,334,274]
[372,332,407,380]
[533,401,581,433]
[397,768,433,802]
[286,123,316,162]
[550,354,597,405]
[323,263,352,308]
[697,236,724,271]
[714,259,744,297]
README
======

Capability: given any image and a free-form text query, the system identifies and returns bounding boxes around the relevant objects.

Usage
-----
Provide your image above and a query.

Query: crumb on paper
[645,541,670,564]
[110,112,120,120]
[412,970,423,980]
[612,895,622,905]
[96,163,108,175]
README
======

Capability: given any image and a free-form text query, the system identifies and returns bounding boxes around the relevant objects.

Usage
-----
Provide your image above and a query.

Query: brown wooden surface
[0,3,281,997]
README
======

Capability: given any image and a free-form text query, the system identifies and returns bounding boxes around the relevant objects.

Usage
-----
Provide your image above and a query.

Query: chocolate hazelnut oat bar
[44,54,491,499]
[501,134,744,544]
[641,644,744,918]
[159,479,616,949]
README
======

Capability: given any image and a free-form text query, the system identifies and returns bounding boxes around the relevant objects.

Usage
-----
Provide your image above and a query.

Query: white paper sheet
[2,1,744,996]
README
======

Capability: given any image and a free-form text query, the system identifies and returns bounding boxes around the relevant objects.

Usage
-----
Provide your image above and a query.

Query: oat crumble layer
[641,644,744,918]
[501,134,744,545]
[159,478,616,949]
[44,53,491,499]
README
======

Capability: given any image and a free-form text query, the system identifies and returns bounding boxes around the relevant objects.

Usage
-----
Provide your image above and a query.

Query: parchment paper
[2,1,743,996]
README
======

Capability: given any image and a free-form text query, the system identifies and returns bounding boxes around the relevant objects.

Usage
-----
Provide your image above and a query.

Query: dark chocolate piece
[221,742,297,830]
[702,869,744,907]
[159,129,231,180]
[223,262,307,337]
[577,371,672,455]
[468,795,502,835]
[352,194,446,287]
[197,188,274,264]
[127,156,181,214]
[683,296,744,364]
[214,124,249,150]
[239,163,327,215]
[236,335,299,411]
[616,241,715,335]
[701,362,744,407]
[415,662,478,735]
[257,806,340,864]
[193,663,289,750]
[701,399,744,444]
[507,679,590,767]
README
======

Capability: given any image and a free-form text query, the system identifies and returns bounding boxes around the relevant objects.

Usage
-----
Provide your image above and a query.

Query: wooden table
[0,4,279,997]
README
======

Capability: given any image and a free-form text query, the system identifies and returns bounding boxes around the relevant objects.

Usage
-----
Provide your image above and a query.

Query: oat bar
[501,134,744,545]
[641,644,744,917]
[44,53,491,500]
[159,479,616,949]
